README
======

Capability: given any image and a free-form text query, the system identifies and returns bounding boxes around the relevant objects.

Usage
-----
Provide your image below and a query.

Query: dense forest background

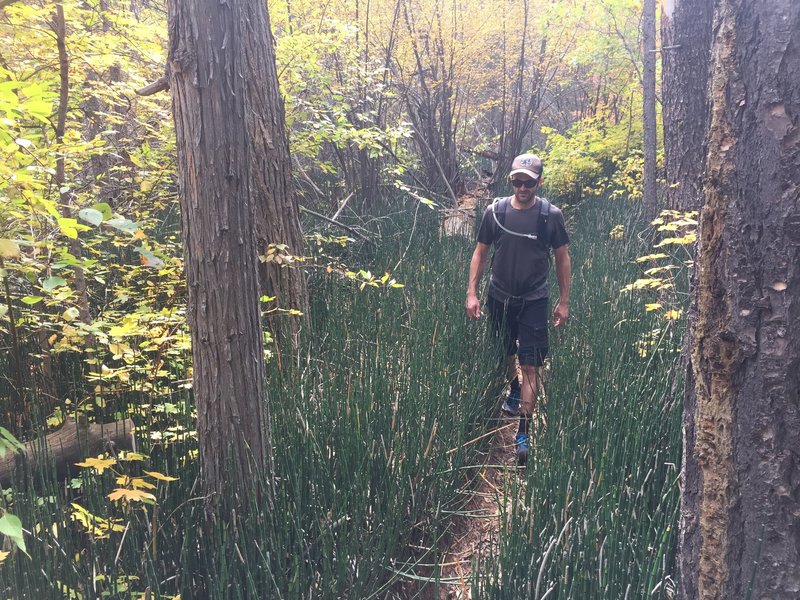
[0,0,797,598]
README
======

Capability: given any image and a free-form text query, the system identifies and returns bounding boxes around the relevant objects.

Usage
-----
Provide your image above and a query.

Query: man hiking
[466,153,571,465]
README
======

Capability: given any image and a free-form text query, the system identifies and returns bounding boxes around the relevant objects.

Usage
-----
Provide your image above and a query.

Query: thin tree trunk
[167,0,271,511]
[642,0,658,216]
[53,6,91,332]
[679,2,800,598]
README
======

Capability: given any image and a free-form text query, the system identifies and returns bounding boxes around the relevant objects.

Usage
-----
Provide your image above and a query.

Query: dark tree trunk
[662,0,713,212]
[241,1,309,351]
[679,2,800,598]
[167,0,271,510]
[642,0,658,216]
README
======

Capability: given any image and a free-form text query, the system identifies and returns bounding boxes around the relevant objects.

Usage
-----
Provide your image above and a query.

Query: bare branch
[299,206,369,241]
[136,75,169,96]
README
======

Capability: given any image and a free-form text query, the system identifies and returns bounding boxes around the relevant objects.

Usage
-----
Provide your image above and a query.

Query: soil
[432,412,520,599]
[430,186,519,599]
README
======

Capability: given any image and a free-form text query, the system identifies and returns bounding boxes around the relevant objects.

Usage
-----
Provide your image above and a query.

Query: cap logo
[519,158,532,166]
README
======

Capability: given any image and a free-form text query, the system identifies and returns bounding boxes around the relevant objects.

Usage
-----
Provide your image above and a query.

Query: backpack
[490,196,551,246]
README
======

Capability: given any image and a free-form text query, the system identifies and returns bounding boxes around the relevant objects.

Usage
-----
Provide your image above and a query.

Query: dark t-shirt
[476,196,569,302]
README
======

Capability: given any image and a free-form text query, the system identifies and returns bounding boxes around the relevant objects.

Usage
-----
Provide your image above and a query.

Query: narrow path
[435,413,519,599]
[434,184,513,599]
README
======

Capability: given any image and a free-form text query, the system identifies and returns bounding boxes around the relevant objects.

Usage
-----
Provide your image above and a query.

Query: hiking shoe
[501,388,521,416]
[515,433,529,466]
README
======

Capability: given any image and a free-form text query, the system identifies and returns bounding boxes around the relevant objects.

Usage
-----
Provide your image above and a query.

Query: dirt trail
[433,413,518,599]
[433,186,516,599]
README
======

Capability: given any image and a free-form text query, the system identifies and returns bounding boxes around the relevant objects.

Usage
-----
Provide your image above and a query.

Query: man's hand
[553,301,569,327]
[466,294,482,320]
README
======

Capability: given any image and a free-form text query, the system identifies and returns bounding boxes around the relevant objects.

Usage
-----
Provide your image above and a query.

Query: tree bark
[661,0,713,212]
[0,418,133,486]
[240,0,309,351]
[167,0,271,511]
[679,2,800,598]
[642,0,658,216]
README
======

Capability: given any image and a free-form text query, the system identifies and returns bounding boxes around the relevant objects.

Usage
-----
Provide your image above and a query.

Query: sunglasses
[510,179,538,188]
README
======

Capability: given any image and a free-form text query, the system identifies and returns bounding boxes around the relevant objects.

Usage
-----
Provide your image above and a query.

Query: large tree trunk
[241,1,309,351]
[167,0,271,510]
[679,2,800,598]
[641,0,658,216]
[661,0,713,212]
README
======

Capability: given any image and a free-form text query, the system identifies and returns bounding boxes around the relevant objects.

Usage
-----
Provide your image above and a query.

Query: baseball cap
[509,153,543,180]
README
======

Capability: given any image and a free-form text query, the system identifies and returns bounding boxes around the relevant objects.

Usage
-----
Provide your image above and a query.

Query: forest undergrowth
[1,195,685,599]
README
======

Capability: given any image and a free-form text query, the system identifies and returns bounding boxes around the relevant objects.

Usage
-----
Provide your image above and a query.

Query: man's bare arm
[553,244,571,326]
[466,242,490,320]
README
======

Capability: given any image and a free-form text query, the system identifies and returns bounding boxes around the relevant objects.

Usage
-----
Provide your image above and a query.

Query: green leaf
[57,218,79,239]
[78,208,104,226]
[42,276,67,291]
[134,247,164,269]
[91,203,113,220]
[62,307,81,321]
[0,514,27,556]
[0,239,20,259]
[20,296,44,305]
[0,427,24,458]
[106,216,139,234]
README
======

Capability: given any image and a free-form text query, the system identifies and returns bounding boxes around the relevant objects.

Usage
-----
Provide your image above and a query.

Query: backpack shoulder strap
[491,196,542,242]
[538,198,551,246]
[491,197,508,241]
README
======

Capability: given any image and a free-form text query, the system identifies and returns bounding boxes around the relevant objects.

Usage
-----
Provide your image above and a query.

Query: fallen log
[0,418,134,486]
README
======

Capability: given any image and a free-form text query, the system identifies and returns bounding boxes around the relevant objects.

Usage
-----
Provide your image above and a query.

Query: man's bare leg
[515,364,540,465]
[501,355,521,415]
[519,364,540,416]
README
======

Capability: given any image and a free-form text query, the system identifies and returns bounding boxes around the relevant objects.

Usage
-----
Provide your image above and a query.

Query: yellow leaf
[144,470,178,482]
[635,253,670,263]
[109,342,134,358]
[644,303,662,312]
[108,321,141,337]
[107,488,156,502]
[71,503,125,538]
[0,550,9,564]
[132,478,157,490]
[75,457,116,474]
[654,233,697,247]
[0,239,21,259]
[116,475,157,489]
[664,309,683,320]
[118,451,148,462]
